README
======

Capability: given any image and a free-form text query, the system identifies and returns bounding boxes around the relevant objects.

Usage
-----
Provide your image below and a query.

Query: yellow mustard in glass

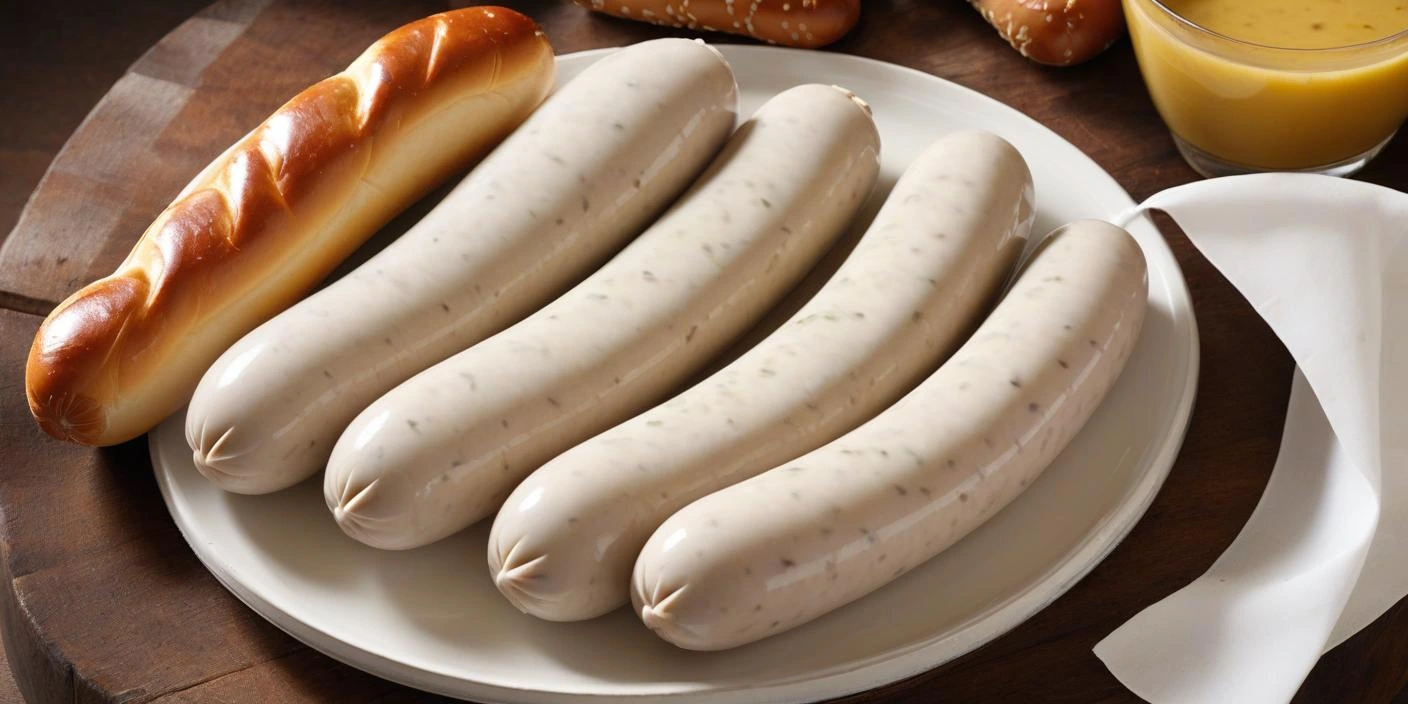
[1124,0,1408,176]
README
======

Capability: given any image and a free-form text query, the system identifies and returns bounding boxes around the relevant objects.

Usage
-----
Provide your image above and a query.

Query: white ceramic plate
[151,45,1199,704]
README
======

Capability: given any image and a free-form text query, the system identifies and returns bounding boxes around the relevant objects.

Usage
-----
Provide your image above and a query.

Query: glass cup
[1123,0,1408,177]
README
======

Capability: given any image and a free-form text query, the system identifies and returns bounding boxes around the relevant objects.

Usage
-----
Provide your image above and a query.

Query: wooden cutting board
[1,0,1405,701]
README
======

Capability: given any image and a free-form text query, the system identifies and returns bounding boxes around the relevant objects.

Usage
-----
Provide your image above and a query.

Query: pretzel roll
[576,0,861,48]
[971,0,1125,66]
[26,7,555,446]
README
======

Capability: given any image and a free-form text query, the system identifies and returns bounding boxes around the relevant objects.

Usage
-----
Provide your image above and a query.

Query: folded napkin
[1095,174,1408,703]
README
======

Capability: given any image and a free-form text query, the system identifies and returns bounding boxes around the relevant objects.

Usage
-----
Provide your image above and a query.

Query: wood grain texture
[0,0,1405,702]
[0,0,213,317]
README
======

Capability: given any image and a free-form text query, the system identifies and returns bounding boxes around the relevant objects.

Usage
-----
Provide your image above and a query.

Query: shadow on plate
[222,473,368,588]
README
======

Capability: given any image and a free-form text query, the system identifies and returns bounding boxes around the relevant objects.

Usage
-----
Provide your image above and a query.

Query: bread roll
[26,7,555,446]
[575,0,861,48]
[970,0,1125,66]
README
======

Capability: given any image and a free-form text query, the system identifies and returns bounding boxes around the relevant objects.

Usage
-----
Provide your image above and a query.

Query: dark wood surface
[1,0,1405,702]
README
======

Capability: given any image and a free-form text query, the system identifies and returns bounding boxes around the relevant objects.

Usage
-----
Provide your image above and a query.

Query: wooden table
[1,1,1405,701]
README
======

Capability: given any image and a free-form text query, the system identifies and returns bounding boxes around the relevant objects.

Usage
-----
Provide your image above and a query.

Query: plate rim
[152,43,1200,704]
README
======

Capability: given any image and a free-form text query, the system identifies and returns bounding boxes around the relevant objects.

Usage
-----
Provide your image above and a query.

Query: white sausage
[488,131,1035,621]
[631,219,1148,650]
[325,84,881,550]
[185,38,738,494]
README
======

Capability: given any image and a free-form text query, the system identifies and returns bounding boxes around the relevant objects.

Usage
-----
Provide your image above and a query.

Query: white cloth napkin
[1094,174,1408,703]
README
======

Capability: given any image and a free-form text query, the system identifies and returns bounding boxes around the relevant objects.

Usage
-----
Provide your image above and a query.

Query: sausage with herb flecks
[489,131,1034,621]
[633,219,1147,650]
[326,84,881,550]
[187,39,738,494]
